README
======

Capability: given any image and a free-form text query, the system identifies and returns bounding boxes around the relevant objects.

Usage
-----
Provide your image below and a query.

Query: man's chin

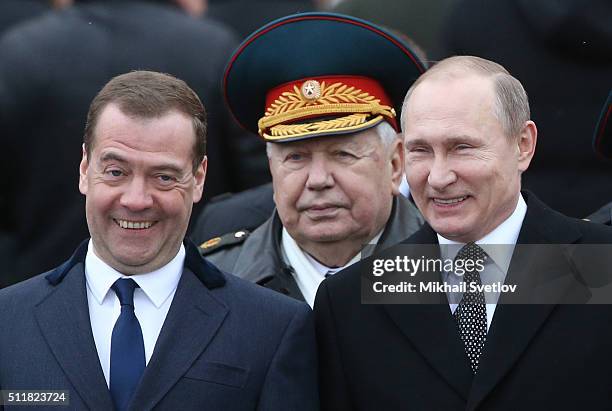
[301,228,354,244]
[430,220,473,242]
[109,253,160,275]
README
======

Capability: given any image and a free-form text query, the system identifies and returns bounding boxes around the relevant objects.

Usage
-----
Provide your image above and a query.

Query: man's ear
[517,121,537,173]
[389,138,404,196]
[192,156,207,203]
[78,144,89,195]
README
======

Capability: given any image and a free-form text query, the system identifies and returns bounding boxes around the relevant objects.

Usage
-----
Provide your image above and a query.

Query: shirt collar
[284,229,383,277]
[437,193,527,273]
[85,240,185,308]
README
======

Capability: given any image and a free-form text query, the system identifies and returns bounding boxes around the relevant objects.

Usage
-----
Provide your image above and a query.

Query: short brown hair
[401,56,530,139]
[84,71,207,171]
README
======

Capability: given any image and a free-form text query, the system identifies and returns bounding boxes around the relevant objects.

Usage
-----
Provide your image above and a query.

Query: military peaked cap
[223,12,427,142]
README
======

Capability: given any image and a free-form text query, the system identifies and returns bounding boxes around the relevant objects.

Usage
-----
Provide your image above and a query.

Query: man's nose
[305,156,334,190]
[427,157,457,190]
[119,176,154,210]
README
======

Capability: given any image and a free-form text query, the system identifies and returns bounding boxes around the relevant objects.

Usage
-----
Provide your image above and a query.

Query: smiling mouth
[433,196,468,205]
[114,219,157,230]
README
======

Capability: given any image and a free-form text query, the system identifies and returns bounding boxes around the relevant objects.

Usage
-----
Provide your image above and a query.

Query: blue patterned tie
[110,279,145,411]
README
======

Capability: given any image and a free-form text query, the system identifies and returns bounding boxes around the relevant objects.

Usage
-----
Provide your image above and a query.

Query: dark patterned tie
[453,242,488,373]
[110,278,145,411]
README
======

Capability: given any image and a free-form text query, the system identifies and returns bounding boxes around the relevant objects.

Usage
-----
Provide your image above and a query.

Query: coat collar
[46,239,226,289]
[368,195,424,255]
[233,195,423,297]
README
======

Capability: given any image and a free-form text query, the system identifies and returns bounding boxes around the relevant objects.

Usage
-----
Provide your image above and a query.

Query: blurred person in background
[0,0,48,35]
[207,0,315,40]
[332,0,456,61]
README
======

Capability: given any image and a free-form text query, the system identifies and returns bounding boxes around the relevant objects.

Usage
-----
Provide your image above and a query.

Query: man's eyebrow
[405,135,481,147]
[99,152,128,163]
[150,163,185,175]
[99,151,186,174]
[445,135,482,146]
[404,138,430,147]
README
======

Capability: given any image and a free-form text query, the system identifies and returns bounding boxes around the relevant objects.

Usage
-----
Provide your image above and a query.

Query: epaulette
[199,229,250,256]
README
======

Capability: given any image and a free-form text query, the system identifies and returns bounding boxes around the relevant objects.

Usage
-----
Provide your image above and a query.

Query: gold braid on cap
[258,81,395,140]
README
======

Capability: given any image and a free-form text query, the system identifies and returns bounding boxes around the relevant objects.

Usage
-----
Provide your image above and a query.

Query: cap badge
[301,80,322,100]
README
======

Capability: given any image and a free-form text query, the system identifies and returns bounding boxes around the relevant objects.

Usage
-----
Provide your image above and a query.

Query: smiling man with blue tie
[0,70,317,410]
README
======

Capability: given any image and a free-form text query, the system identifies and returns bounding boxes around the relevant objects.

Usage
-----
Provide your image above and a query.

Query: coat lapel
[467,193,585,410]
[382,224,474,400]
[35,262,114,410]
[129,267,229,410]
[383,303,474,400]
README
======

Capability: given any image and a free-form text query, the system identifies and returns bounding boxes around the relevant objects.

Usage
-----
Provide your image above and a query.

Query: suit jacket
[315,192,612,410]
[0,240,318,410]
[204,195,424,301]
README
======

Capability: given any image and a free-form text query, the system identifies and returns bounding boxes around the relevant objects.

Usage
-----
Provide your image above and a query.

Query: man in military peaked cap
[199,12,425,306]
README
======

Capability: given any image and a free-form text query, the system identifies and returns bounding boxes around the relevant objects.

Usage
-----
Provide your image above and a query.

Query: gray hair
[266,120,398,158]
[400,56,530,139]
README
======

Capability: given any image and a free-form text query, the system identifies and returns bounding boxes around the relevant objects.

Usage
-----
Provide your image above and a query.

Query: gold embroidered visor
[258,75,397,142]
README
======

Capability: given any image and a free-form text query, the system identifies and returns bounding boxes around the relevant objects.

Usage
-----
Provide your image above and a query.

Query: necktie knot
[455,242,487,264]
[455,242,487,283]
[112,278,139,308]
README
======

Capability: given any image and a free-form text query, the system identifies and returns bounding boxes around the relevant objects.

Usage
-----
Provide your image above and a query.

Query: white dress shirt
[85,240,184,386]
[437,194,527,330]
[281,228,382,307]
